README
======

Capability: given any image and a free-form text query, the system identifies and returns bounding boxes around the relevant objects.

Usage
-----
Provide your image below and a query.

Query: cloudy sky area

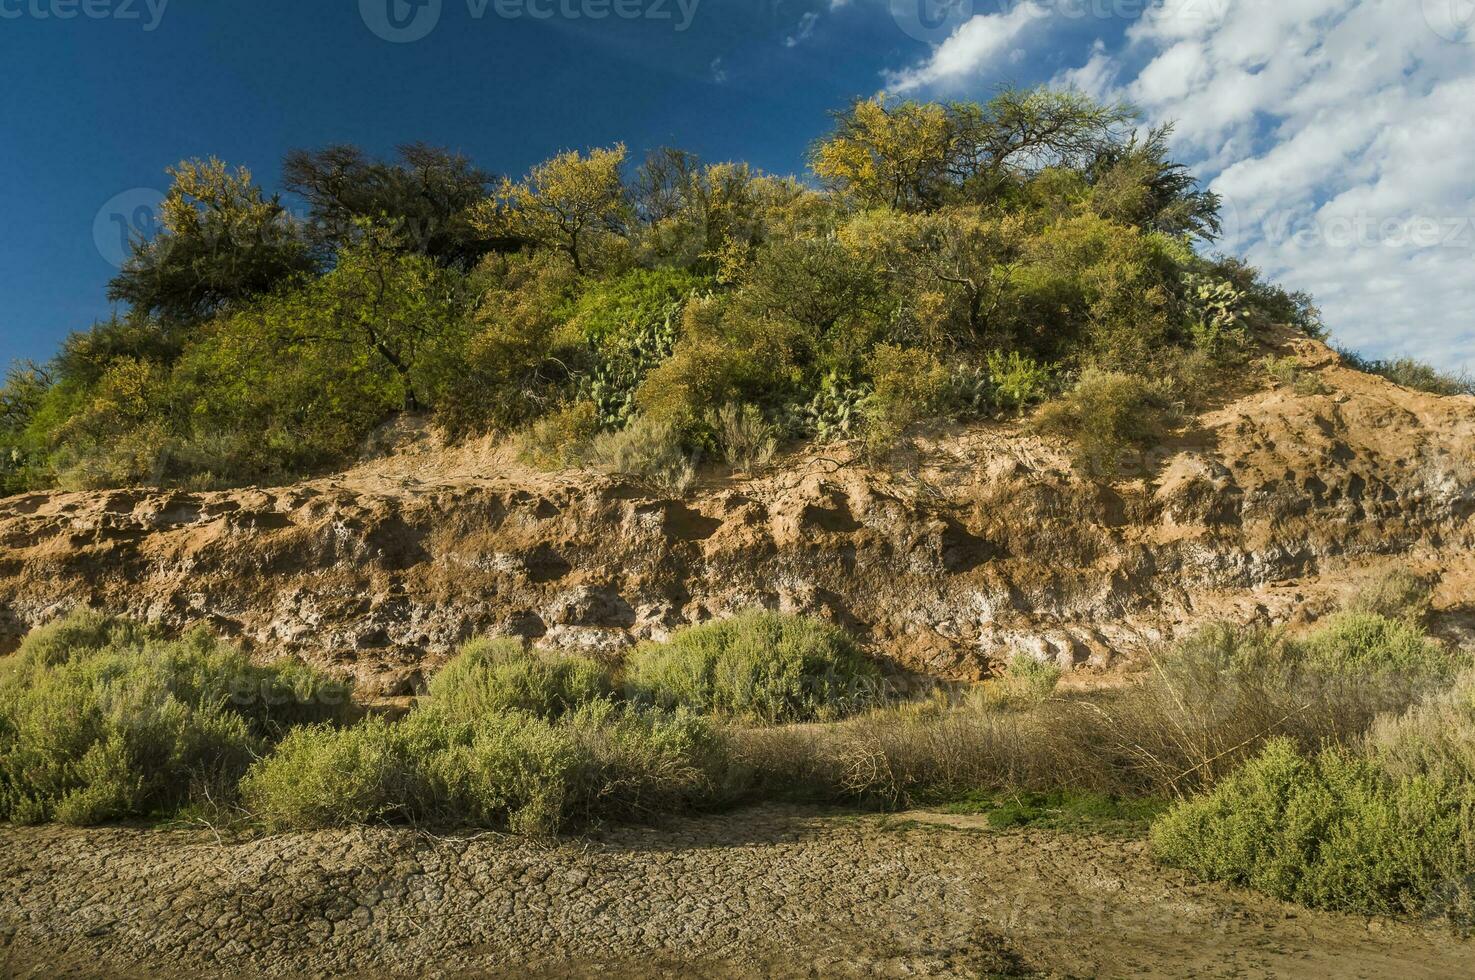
[1,0,1470,368]
[874,0,1475,368]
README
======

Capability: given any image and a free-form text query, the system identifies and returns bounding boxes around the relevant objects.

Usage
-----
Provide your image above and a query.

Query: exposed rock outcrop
[2,335,1472,688]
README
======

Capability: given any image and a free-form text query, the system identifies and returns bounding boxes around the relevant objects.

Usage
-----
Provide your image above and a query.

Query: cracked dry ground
[2,807,1473,979]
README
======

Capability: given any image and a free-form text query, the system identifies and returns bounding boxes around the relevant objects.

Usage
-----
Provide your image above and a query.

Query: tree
[811,89,1136,212]
[1087,124,1222,241]
[311,224,470,411]
[967,88,1136,178]
[631,148,809,274]
[472,145,631,273]
[841,207,1029,348]
[810,96,963,211]
[0,363,51,493]
[109,159,315,324]
[283,143,497,268]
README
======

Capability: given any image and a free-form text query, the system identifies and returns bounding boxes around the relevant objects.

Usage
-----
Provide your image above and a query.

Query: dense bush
[1296,612,1463,680]
[586,413,697,494]
[427,637,609,722]
[1151,738,1475,921]
[0,612,348,825]
[626,612,882,722]
[1033,368,1178,477]
[710,402,779,472]
[1,86,1331,493]
[238,716,420,830]
[241,700,728,835]
[1339,350,1475,397]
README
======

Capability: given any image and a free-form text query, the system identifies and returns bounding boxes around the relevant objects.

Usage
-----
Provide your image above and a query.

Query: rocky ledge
[1,336,1473,691]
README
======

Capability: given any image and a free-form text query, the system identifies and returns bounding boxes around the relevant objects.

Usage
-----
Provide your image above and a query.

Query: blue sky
[2,1,1472,369]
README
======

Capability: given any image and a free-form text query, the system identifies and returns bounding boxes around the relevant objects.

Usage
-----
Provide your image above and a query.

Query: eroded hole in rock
[641,502,722,541]
[801,503,863,533]
[940,522,996,574]
[524,545,573,583]
[232,511,294,531]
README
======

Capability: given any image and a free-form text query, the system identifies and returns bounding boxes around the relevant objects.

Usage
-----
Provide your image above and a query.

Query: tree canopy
[2,87,1326,494]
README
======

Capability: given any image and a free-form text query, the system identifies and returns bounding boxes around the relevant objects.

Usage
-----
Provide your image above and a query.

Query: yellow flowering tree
[473,144,630,273]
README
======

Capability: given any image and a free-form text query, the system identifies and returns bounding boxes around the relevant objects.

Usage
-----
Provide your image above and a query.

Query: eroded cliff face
[2,335,1473,693]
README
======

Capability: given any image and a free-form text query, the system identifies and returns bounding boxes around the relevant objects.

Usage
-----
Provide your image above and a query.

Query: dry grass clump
[728,696,1051,809]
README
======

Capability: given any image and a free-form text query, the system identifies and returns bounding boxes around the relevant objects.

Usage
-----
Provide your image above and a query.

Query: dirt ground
[1,805,1471,979]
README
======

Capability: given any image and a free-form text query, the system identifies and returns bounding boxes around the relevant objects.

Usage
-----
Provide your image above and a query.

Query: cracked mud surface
[2,806,1471,979]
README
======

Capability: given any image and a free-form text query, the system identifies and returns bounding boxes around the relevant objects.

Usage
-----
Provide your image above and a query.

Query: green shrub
[1294,612,1463,681]
[518,400,599,469]
[427,637,610,722]
[587,413,697,494]
[0,612,347,825]
[1346,568,1434,624]
[1033,367,1177,477]
[567,270,704,430]
[243,701,728,835]
[863,344,951,452]
[413,709,582,835]
[626,612,881,722]
[1338,350,1475,397]
[710,402,778,473]
[566,700,730,823]
[238,717,416,830]
[985,350,1052,414]
[983,653,1062,709]
[1262,354,1328,395]
[1151,738,1475,921]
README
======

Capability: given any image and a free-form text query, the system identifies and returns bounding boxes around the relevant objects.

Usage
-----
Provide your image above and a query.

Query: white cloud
[786,11,822,48]
[885,4,1050,92]
[1034,0,1475,368]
